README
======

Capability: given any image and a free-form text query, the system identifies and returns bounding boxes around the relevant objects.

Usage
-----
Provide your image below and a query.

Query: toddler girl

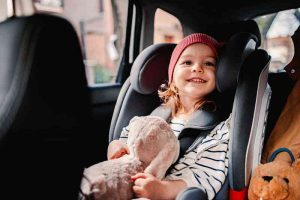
[108,33,231,200]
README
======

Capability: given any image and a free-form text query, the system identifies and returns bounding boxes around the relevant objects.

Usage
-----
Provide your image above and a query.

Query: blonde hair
[158,82,216,117]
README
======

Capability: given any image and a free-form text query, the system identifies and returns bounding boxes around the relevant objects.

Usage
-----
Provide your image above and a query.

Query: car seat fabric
[0,14,91,199]
[176,187,209,200]
[176,178,229,200]
[209,20,273,199]
[207,20,261,47]
[216,32,258,121]
[229,49,271,198]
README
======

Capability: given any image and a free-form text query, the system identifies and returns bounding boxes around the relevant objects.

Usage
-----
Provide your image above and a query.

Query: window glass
[154,9,183,44]
[255,8,300,72]
[34,0,128,86]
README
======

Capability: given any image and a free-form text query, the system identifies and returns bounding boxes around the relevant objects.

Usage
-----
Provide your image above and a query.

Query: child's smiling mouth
[187,78,207,83]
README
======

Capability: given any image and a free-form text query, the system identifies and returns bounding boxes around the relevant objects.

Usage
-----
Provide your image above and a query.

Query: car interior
[0,4,91,199]
[0,0,300,199]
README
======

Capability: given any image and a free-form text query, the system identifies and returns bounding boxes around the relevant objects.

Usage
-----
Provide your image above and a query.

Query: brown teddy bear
[248,148,300,200]
[79,116,180,200]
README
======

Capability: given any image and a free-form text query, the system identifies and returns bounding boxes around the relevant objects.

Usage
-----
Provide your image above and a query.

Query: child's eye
[182,61,192,65]
[204,61,216,67]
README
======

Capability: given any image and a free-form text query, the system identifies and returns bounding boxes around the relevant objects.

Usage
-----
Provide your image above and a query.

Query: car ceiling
[140,0,300,23]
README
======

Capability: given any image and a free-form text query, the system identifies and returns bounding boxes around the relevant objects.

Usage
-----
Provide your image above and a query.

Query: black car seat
[0,3,92,200]
[109,21,270,199]
[209,21,272,199]
[228,48,271,199]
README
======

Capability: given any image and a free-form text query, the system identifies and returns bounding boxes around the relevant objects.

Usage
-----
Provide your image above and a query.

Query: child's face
[172,43,217,100]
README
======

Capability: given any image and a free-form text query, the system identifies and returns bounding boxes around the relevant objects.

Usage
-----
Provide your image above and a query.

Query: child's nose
[192,64,204,73]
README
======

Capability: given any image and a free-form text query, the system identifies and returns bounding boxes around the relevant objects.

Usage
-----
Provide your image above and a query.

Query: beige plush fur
[80,116,180,200]
[248,159,300,200]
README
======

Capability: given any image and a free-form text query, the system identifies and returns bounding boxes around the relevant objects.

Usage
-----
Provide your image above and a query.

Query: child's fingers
[131,173,148,181]
[132,185,144,197]
[133,177,146,186]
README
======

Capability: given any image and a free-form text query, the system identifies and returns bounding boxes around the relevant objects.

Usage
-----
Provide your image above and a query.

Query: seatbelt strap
[151,105,219,158]
[178,129,212,158]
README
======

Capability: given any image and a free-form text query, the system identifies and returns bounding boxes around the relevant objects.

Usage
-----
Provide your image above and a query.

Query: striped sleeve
[165,117,231,200]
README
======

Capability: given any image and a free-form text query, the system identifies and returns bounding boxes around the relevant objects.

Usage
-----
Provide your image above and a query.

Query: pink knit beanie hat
[168,33,220,83]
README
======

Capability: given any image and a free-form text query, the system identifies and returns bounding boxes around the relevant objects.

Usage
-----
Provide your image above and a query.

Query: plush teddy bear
[248,148,300,200]
[79,115,180,200]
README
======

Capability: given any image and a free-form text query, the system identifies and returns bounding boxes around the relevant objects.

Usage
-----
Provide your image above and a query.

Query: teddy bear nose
[262,176,273,182]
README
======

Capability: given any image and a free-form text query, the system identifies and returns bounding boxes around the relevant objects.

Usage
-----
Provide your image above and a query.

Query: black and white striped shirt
[119,115,231,200]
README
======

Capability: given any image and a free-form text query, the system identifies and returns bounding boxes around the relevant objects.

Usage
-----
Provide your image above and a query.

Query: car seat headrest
[208,20,261,47]
[216,32,258,93]
[130,43,176,94]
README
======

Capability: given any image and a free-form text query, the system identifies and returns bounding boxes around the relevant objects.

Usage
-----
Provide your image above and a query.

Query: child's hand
[131,173,188,200]
[131,173,163,199]
[107,140,129,160]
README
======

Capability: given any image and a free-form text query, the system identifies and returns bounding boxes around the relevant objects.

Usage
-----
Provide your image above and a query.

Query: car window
[255,8,300,73]
[34,0,128,86]
[154,8,183,44]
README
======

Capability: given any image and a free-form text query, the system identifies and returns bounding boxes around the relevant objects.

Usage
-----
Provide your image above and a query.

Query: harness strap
[150,105,219,159]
